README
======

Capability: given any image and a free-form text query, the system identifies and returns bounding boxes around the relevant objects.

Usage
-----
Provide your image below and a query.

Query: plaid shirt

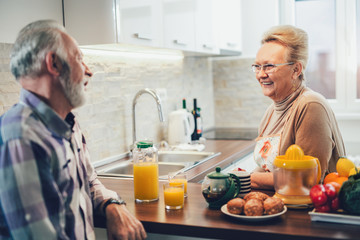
[0,89,118,239]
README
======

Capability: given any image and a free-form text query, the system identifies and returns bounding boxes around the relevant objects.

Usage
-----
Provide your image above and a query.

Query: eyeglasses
[251,62,294,73]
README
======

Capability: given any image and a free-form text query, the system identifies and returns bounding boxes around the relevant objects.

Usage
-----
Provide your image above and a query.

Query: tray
[309,209,360,225]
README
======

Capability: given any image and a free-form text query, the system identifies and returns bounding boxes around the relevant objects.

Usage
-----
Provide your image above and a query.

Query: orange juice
[164,185,184,209]
[169,179,187,196]
[133,162,159,202]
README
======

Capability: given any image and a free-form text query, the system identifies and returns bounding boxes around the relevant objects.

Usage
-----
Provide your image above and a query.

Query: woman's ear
[292,62,302,79]
[45,52,62,77]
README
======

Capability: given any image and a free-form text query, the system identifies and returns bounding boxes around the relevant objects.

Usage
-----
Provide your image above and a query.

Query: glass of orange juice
[168,172,188,197]
[163,183,184,210]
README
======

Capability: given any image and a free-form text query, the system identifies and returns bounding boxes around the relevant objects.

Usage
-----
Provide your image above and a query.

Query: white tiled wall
[0,43,218,162]
[2,43,359,163]
[211,57,272,128]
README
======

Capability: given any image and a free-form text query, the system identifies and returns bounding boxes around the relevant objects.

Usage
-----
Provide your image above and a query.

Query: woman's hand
[250,171,275,190]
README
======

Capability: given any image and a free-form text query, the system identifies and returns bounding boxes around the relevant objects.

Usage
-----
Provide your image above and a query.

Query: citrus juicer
[273,145,321,205]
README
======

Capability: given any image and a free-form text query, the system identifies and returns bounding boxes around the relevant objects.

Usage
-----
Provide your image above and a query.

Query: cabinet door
[195,0,219,54]
[241,0,279,57]
[118,0,163,47]
[0,0,63,43]
[63,0,117,45]
[163,0,196,51]
[213,0,242,54]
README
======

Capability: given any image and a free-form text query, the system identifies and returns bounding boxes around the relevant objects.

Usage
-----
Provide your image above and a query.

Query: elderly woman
[250,25,346,189]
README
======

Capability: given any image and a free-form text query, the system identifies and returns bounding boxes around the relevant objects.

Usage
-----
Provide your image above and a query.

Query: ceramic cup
[230,170,251,198]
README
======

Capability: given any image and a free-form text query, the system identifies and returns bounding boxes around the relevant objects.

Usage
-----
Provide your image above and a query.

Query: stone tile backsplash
[0,43,269,162]
[212,57,271,128]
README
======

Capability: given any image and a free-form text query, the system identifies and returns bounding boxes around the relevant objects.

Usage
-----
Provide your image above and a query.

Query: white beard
[59,70,86,108]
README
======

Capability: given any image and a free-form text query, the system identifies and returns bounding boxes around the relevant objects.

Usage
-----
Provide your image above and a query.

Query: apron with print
[254,90,304,172]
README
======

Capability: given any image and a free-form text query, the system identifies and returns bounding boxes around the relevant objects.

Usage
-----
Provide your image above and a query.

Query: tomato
[324,183,336,200]
[310,185,328,207]
[327,182,341,194]
[315,203,331,213]
[330,197,340,212]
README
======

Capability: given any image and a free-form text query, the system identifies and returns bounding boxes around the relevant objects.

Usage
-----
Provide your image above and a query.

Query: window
[284,0,360,113]
[295,0,336,99]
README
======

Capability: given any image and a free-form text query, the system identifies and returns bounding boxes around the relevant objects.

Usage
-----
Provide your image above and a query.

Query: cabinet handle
[173,39,187,46]
[202,44,214,50]
[226,42,238,48]
[133,33,152,41]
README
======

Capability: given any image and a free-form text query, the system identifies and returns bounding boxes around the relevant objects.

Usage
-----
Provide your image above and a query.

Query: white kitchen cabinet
[241,0,279,57]
[60,0,243,56]
[195,0,219,54]
[63,0,117,45]
[0,0,63,43]
[213,0,242,54]
[118,0,163,48]
[163,0,196,51]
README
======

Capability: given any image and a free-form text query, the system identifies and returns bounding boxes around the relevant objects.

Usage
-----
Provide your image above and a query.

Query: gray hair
[261,25,308,81]
[10,20,69,80]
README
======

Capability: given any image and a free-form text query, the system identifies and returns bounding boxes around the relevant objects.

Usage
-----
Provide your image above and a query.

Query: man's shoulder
[0,103,39,143]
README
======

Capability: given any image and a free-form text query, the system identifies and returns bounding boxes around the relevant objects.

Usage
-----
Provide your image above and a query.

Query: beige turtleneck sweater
[258,84,346,177]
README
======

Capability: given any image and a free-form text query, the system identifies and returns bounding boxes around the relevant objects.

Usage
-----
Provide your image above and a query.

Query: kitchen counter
[95,140,359,239]
[96,178,359,240]
[96,139,256,183]
[184,139,256,182]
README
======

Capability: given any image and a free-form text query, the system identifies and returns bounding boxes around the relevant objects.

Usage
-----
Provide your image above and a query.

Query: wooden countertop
[95,140,359,239]
[96,178,359,240]
[185,139,255,182]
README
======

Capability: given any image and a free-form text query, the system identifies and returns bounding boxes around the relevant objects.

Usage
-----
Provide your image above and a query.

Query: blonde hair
[261,25,308,81]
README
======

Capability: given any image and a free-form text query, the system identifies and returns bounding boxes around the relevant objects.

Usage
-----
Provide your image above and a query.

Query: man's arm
[0,139,67,240]
[77,124,147,239]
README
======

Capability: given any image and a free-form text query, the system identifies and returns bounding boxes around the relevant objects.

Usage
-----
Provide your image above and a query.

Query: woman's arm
[250,167,274,190]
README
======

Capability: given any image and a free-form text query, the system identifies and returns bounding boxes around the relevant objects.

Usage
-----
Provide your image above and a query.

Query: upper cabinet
[63,0,117,45]
[214,0,242,54]
[241,0,279,57]
[0,0,243,56]
[0,0,63,43]
[64,0,242,55]
[195,0,219,54]
[118,0,163,48]
[163,0,196,52]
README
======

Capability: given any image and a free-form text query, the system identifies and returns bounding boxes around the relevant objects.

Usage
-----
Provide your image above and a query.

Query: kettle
[201,167,241,209]
[273,145,321,205]
[168,109,195,145]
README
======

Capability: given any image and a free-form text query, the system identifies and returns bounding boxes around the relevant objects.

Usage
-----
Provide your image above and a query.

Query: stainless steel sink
[99,161,187,178]
[158,151,218,163]
[96,151,221,179]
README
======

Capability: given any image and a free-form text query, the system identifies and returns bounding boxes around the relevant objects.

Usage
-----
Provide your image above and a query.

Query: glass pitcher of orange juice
[133,141,159,202]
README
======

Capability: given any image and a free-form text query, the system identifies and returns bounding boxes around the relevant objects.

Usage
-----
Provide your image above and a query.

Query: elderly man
[0,20,146,240]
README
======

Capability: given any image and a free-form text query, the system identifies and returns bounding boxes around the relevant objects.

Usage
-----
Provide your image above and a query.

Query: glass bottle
[133,140,159,202]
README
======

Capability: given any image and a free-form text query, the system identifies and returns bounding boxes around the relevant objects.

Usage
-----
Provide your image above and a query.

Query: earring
[292,79,296,91]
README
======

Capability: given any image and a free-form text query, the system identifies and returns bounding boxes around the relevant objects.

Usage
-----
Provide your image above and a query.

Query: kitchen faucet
[132,88,164,148]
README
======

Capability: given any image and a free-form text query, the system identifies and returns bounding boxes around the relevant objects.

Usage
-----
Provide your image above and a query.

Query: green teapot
[201,167,241,209]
